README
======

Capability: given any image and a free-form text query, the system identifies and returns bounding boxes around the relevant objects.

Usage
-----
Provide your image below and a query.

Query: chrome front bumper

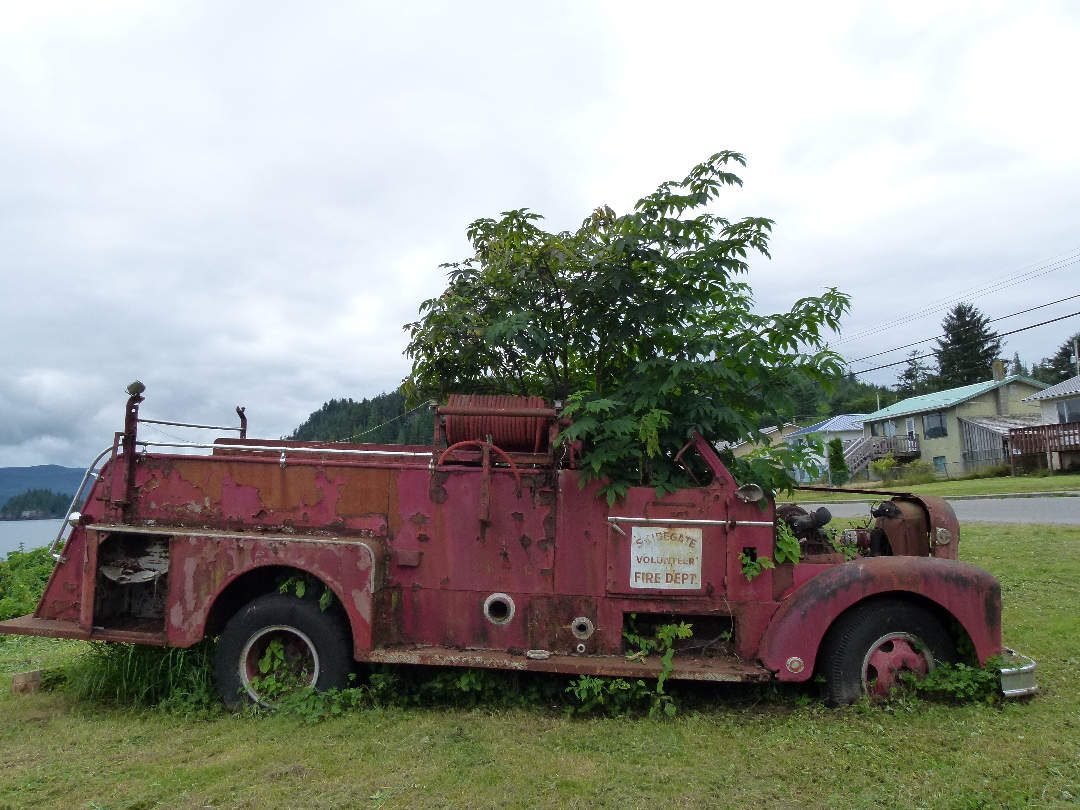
[1000,649,1038,698]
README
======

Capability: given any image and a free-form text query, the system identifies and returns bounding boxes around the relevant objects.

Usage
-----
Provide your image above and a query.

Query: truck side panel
[131,455,392,534]
[167,533,380,650]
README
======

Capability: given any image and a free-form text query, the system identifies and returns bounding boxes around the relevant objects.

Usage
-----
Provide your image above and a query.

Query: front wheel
[214,592,352,710]
[818,598,957,706]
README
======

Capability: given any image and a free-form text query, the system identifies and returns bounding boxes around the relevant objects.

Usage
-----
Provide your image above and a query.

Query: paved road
[801,496,1080,525]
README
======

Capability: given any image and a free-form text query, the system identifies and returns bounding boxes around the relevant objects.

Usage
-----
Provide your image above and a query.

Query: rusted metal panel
[32,527,87,623]
[758,556,1002,680]
[164,531,379,650]
[875,499,931,557]
[131,456,392,534]
[553,473,607,596]
[78,528,99,631]
[874,495,961,561]
[905,494,960,561]
[389,467,554,595]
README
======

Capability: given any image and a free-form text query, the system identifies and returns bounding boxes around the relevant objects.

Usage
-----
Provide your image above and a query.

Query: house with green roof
[858,372,1046,477]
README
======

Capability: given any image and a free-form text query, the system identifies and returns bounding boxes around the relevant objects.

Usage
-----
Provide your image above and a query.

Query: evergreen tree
[827,437,850,487]
[777,372,894,422]
[933,303,1003,387]
[1009,352,1025,376]
[895,350,935,397]
[289,391,432,445]
[1031,331,1080,384]
[825,373,896,416]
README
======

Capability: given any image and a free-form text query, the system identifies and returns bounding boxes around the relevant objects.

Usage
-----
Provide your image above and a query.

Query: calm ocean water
[0,519,63,558]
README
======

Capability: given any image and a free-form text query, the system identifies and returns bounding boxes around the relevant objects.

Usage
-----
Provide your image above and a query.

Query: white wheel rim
[238,624,321,706]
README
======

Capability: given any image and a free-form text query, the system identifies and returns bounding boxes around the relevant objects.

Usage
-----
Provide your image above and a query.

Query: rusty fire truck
[0,385,1037,707]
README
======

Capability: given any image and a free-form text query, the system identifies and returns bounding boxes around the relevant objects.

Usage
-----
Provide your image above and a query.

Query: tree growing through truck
[403,152,849,499]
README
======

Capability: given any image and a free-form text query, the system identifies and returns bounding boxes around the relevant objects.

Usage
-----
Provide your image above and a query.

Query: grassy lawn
[795,472,1080,501]
[2,524,1079,809]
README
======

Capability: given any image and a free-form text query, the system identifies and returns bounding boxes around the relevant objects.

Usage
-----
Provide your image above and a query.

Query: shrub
[868,455,897,482]
[896,462,937,485]
[0,546,54,621]
[827,437,850,487]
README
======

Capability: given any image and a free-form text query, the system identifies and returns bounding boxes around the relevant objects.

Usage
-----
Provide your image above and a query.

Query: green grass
[1,524,1079,809]
[796,472,1080,500]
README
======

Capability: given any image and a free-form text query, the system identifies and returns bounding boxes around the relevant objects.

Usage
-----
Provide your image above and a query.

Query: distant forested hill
[288,391,432,445]
[0,489,71,520]
[0,466,85,510]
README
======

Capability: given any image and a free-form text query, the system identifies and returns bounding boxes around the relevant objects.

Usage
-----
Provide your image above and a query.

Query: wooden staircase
[844,435,921,475]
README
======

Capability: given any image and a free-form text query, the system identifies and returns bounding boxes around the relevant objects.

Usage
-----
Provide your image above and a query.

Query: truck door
[389,467,555,594]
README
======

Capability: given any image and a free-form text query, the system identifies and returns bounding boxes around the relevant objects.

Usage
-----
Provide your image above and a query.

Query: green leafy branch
[278,573,334,612]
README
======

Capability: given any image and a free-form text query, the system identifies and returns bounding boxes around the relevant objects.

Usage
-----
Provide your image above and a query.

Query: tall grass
[63,641,220,713]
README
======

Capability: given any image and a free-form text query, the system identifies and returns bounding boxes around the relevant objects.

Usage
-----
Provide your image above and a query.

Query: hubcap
[861,632,933,697]
[238,625,320,706]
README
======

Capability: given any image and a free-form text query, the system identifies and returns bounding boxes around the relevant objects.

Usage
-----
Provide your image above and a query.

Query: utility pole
[1074,338,1079,378]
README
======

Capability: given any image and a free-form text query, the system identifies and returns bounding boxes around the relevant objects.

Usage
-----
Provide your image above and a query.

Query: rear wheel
[214,592,351,710]
[819,599,956,706]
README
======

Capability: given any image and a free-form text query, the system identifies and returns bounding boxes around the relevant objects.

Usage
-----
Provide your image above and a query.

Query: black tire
[818,598,957,706]
[214,592,352,710]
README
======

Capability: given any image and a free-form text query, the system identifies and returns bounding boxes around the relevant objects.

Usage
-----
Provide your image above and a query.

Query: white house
[782,414,868,483]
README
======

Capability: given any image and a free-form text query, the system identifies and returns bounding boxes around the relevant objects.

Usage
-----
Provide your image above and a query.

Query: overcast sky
[2,0,1079,468]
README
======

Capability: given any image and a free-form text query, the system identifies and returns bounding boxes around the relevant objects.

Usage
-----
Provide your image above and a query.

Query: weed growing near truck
[61,641,219,714]
[0,546,54,621]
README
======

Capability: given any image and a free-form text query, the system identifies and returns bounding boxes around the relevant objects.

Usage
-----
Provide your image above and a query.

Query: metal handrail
[135,440,435,459]
[138,418,243,432]
[48,445,115,559]
[137,405,247,438]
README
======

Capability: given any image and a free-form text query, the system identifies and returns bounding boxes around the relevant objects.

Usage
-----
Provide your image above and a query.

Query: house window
[933,456,946,473]
[1057,397,1080,424]
[923,411,948,439]
[870,423,879,437]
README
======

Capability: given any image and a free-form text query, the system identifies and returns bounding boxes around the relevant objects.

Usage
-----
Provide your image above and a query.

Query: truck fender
[167,535,381,654]
[758,556,1002,681]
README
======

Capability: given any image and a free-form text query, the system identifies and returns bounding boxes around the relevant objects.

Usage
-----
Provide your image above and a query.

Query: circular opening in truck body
[571,617,595,640]
[483,593,515,625]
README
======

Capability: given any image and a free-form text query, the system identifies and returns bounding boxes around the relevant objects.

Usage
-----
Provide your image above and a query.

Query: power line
[333,399,433,443]
[836,250,1080,346]
[845,292,1080,365]
[849,309,1080,376]
[837,257,1080,353]
[833,248,1080,347]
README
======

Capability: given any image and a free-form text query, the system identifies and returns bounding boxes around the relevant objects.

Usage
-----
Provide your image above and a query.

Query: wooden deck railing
[1009,422,1080,454]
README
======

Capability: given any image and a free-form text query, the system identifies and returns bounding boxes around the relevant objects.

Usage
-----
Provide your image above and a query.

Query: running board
[359,646,772,682]
[0,615,167,646]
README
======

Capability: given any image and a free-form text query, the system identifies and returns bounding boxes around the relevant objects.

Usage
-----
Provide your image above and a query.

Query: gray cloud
[2,1,1079,467]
